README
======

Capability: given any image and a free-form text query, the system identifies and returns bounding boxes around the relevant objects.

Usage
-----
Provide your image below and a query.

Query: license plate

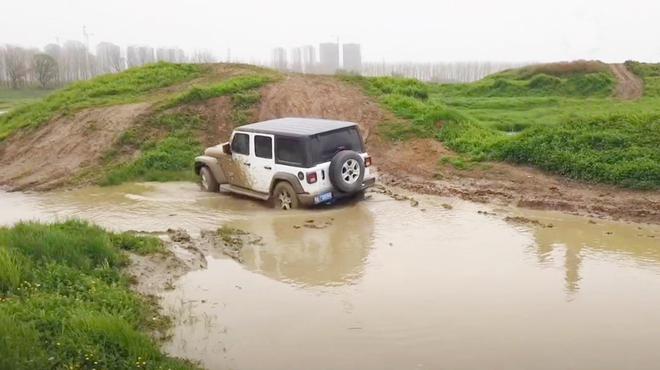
[315,192,333,204]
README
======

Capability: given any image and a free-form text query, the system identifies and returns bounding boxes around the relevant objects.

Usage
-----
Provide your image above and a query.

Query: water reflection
[526,213,660,297]
[228,204,375,287]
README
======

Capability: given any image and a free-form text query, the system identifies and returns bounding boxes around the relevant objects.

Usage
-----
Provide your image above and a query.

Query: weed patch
[0,220,197,370]
[163,75,273,109]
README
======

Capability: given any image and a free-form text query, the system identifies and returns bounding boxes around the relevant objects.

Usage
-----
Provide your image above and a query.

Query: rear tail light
[307,171,318,184]
[364,156,372,167]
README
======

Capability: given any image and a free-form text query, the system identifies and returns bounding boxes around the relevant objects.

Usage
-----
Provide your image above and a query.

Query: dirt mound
[0,103,150,191]
[610,64,643,100]
[258,75,391,142]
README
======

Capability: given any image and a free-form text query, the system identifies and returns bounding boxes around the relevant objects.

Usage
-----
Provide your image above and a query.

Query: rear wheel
[272,182,299,210]
[200,167,219,192]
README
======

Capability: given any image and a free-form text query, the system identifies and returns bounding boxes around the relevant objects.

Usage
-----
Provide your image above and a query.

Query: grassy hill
[0,63,280,188]
[1,61,658,190]
[345,61,660,189]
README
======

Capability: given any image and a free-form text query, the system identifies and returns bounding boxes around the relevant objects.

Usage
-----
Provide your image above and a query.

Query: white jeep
[194,117,376,209]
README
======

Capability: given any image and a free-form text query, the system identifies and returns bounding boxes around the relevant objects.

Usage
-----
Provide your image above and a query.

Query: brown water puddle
[1,182,659,370]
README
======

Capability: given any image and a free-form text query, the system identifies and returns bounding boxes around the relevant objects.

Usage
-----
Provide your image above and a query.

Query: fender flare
[269,172,304,194]
[194,156,227,184]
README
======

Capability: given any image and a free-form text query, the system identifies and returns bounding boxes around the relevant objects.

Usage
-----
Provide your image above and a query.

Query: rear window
[275,137,306,166]
[312,127,364,163]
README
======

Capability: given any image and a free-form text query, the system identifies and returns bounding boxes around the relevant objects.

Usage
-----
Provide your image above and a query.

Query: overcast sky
[2,0,659,63]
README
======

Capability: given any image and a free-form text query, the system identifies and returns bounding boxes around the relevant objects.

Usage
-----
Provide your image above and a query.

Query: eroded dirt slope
[0,103,150,190]
[610,63,644,100]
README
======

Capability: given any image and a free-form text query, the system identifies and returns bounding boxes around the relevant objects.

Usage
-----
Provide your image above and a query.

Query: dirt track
[610,64,643,100]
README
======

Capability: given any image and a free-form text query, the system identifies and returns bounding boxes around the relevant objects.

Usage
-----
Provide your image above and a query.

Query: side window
[231,133,250,155]
[275,137,305,166]
[254,135,273,159]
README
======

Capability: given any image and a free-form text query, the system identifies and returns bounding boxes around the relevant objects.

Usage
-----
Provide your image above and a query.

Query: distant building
[301,45,316,73]
[126,46,140,68]
[138,46,154,65]
[319,42,339,75]
[290,47,302,73]
[272,47,287,71]
[156,48,171,62]
[342,43,362,74]
[96,42,122,73]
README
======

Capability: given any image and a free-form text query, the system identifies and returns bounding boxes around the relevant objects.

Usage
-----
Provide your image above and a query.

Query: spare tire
[329,150,365,193]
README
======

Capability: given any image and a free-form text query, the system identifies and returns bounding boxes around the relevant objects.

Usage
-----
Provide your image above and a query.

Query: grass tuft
[0,220,197,370]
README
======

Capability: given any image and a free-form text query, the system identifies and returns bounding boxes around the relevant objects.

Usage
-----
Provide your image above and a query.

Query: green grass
[0,220,196,370]
[433,70,615,98]
[625,61,660,97]
[99,72,274,186]
[101,112,205,185]
[347,62,660,189]
[163,75,274,109]
[495,114,660,189]
[0,87,53,111]
[0,63,202,141]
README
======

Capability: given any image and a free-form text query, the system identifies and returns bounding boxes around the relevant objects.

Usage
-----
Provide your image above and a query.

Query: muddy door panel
[224,132,253,189]
[250,134,275,193]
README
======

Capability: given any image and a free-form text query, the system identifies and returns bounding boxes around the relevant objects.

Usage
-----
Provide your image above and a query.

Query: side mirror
[222,142,232,155]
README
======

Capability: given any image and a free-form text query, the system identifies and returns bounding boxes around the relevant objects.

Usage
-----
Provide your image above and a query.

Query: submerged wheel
[273,181,299,210]
[200,167,219,192]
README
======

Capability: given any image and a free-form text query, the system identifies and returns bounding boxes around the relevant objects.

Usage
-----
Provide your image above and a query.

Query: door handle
[243,162,251,167]
[264,166,272,170]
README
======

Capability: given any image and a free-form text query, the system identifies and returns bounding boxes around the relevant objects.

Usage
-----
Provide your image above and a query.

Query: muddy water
[1,182,660,370]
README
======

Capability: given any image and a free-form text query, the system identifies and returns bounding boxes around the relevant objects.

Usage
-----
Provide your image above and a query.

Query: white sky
[1,0,659,63]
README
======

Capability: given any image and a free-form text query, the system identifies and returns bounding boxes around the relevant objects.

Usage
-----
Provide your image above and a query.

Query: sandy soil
[0,103,150,191]
[257,75,660,223]
[610,64,644,100]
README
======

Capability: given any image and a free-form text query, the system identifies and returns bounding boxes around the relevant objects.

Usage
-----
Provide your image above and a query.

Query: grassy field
[0,63,203,141]
[0,87,54,111]
[0,220,197,370]
[346,61,660,189]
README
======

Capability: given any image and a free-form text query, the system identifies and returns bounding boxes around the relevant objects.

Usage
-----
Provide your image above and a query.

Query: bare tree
[33,53,58,88]
[3,45,29,89]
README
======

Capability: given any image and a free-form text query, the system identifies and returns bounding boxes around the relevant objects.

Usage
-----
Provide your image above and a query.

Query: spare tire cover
[329,150,365,193]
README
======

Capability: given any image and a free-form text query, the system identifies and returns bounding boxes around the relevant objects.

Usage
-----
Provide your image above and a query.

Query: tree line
[0,42,217,89]
[361,61,525,83]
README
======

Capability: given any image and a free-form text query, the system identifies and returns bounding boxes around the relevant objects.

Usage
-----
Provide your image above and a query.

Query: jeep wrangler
[194,117,375,209]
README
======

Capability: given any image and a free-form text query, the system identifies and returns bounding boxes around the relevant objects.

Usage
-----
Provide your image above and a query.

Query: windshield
[311,127,364,164]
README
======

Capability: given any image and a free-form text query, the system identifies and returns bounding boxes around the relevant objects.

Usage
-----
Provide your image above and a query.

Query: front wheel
[272,182,299,210]
[200,167,219,192]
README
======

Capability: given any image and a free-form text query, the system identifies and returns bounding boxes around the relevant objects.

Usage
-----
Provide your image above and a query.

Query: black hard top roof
[236,117,358,137]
